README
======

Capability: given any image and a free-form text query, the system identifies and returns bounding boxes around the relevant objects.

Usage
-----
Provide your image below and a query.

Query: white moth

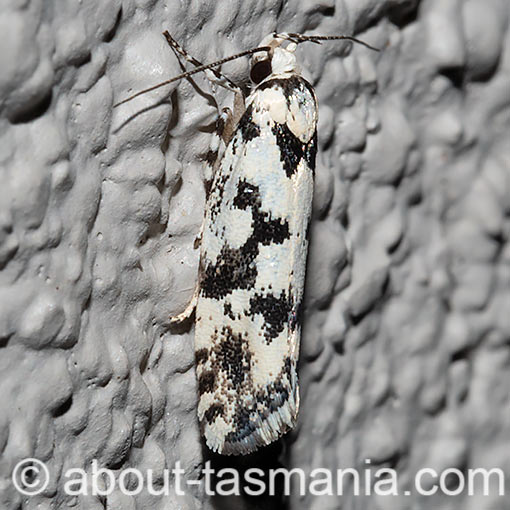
[116,31,377,456]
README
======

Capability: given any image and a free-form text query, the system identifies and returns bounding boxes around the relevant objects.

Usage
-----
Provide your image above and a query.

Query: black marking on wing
[283,355,292,379]
[259,377,291,414]
[305,131,318,173]
[207,167,233,224]
[198,370,216,395]
[201,149,219,166]
[223,356,295,445]
[214,327,251,389]
[203,403,224,425]
[272,123,317,178]
[304,215,312,242]
[234,180,290,244]
[249,291,293,343]
[223,302,236,320]
[238,105,260,142]
[233,180,258,209]
[272,123,304,177]
[226,405,258,444]
[201,182,290,299]
[200,327,254,428]
[195,348,209,365]
[288,297,303,333]
[201,243,258,299]
[254,210,290,245]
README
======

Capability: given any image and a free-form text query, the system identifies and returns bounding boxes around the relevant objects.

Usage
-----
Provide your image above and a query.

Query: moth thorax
[271,46,299,76]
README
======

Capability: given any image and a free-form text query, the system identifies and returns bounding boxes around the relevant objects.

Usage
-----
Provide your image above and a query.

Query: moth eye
[250,59,272,84]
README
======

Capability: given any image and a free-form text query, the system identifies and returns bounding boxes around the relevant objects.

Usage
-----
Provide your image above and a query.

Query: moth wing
[195,76,317,455]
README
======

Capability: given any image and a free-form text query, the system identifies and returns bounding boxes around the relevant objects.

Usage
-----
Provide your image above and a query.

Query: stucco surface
[0,0,509,509]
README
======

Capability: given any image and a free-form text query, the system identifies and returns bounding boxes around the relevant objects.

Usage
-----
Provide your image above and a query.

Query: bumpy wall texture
[1,0,509,509]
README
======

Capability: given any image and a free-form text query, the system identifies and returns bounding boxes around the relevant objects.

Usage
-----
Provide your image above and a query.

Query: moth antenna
[272,32,322,45]
[114,43,271,107]
[280,32,380,52]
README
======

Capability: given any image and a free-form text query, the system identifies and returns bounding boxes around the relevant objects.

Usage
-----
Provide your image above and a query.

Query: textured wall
[1,0,509,509]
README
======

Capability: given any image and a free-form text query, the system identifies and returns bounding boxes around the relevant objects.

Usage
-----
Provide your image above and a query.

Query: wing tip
[203,396,299,455]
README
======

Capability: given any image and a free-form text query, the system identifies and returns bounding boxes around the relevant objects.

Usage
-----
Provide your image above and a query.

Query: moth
[116,31,377,455]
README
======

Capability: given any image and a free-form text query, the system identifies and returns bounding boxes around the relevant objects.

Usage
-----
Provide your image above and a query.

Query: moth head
[250,35,299,85]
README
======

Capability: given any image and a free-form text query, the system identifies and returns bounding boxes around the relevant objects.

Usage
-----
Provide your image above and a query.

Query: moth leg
[163,31,244,96]
[170,284,199,324]
[162,31,246,142]
[200,108,228,186]
[202,103,240,186]
[217,94,246,145]
[169,207,204,326]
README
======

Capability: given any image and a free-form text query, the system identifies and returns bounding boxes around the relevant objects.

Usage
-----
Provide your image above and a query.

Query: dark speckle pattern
[201,243,258,299]
[204,403,224,425]
[214,327,251,389]
[238,105,260,142]
[223,302,236,320]
[305,131,318,173]
[289,296,303,333]
[198,370,216,395]
[272,123,304,178]
[224,358,294,446]
[233,180,258,210]
[195,348,209,365]
[200,182,290,299]
[249,291,293,342]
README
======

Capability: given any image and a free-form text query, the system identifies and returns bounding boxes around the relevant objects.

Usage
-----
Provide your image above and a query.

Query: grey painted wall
[1,0,509,509]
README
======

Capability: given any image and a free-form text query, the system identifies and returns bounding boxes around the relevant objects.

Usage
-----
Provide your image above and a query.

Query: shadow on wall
[206,440,290,510]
